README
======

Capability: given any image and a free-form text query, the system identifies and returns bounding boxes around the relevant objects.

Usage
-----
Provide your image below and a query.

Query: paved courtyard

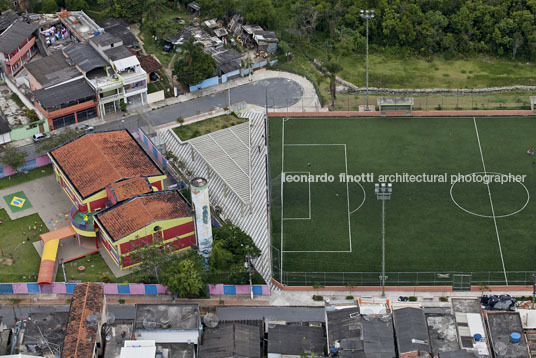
[0,174,73,230]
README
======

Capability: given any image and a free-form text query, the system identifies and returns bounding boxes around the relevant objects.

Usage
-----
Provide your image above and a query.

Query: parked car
[163,42,173,52]
[32,132,50,142]
[76,124,94,131]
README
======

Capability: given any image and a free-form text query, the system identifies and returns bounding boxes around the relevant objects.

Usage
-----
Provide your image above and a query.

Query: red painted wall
[89,197,108,212]
[163,221,194,240]
[119,235,153,255]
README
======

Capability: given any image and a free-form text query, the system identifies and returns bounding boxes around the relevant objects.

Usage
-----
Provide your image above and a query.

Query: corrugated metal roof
[0,21,36,54]
[393,308,430,355]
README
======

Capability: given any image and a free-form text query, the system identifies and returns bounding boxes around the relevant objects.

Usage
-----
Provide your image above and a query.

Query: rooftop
[199,323,262,358]
[63,42,109,73]
[109,176,153,202]
[392,307,431,356]
[188,121,251,204]
[362,314,396,357]
[138,55,162,74]
[0,11,19,33]
[33,78,94,108]
[103,321,133,358]
[99,18,138,48]
[0,21,37,54]
[62,283,104,358]
[89,32,122,47]
[0,115,9,135]
[268,325,325,356]
[426,312,460,354]
[216,306,326,324]
[60,10,100,42]
[104,45,135,61]
[486,312,529,358]
[327,307,361,347]
[451,299,490,356]
[25,52,82,87]
[134,304,200,331]
[21,312,69,356]
[439,350,475,358]
[49,130,163,199]
[155,343,195,358]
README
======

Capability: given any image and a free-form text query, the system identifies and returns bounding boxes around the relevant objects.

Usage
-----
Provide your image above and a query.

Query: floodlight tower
[375,182,392,297]
[360,9,375,111]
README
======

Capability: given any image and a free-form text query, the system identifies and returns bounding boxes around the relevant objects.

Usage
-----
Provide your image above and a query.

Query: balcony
[70,205,97,237]
[119,70,146,84]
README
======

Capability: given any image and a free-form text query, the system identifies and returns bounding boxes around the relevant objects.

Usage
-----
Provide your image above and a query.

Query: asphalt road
[0,304,136,328]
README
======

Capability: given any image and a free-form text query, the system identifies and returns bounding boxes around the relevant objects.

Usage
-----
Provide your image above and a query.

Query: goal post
[377,97,414,115]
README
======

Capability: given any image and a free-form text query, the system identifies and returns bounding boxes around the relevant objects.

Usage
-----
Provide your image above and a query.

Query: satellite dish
[143,318,157,330]
[106,312,115,325]
[203,313,219,328]
[86,315,99,327]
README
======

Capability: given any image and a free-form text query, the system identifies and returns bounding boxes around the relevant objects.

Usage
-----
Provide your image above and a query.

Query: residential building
[98,18,139,49]
[216,306,326,329]
[268,325,325,358]
[16,312,69,356]
[48,129,166,238]
[64,42,124,115]
[89,33,147,107]
[62,283,106,358]
[486,312,530,358]
[134,304,202,344]
[199,323,262,358]
[94,190,195,270]
[0,21,38,75]
[138,54,162,83]
[0,11,19,34]
[392,307,431,357]
[451,298,490,357]
[25,51,82,90]
[207,48,241,75]
[241,24,278,53]
[426,309,461,356]
[103,321,134,358]
[59,10,101,43]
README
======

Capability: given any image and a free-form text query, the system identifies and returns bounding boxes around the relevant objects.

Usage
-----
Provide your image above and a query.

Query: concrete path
[0,174,72,230]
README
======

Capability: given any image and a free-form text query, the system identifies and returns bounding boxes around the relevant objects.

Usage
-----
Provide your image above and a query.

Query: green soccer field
[269,116,536,287]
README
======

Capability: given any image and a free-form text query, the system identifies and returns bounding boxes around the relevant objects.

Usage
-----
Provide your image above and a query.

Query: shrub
[439,296,449,302]
[436,104,442,110]
[100,274,112,283]
[346,295,354,300]
[312,283,324,289]
[461,70,467,74]
[118,299,125,304]
[312,295,324,301]
[120,101,128,112]
[409,296,417,302]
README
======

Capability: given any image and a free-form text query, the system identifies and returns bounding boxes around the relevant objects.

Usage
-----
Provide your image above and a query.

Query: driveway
[0,174,72,230]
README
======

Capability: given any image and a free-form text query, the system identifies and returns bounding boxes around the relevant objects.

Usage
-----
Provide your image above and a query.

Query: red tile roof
[110,176,152,202]
[138,55,162,73]
[49,130,163,199]
[96,191,191,241]
[62,283,104,358]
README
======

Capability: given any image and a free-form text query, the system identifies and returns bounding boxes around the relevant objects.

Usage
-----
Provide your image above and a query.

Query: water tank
[510,332,521,343]
[473,333,482,342]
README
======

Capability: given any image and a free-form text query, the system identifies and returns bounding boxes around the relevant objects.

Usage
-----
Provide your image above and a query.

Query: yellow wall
[115,216,192,248]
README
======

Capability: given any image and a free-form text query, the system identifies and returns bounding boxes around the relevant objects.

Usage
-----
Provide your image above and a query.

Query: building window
[52,113,75,130]
[76,107,98,122]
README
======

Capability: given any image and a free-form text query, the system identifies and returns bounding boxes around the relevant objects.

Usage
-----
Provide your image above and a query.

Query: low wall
[147,90,165,104]
[0,282,169,295]
[208,284,270,296]
[0,155,50,178]
[268,110,535,117]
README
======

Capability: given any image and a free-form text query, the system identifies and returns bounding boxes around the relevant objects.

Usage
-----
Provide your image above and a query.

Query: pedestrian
[307,162,311,169]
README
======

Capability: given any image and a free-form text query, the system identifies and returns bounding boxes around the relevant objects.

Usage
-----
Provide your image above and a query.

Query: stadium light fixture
[376,182,392,297]
[360,9,375,111]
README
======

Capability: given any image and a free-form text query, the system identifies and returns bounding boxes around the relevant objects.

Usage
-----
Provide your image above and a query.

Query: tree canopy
[173,38,217,86]
[0,145,27,173]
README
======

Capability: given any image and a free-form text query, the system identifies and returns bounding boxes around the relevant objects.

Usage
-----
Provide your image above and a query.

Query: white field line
[280,118,285,281]
[282,171,311,220]
[281,142,352,254]
[473,117,508,285]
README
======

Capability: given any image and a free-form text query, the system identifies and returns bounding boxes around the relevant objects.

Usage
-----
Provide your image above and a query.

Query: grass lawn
[173,114,247,141]
[270,116,536,286]
[59,254,134,283]
[148,70,174,98]
[0,209,48,282]
[0,165,53,190]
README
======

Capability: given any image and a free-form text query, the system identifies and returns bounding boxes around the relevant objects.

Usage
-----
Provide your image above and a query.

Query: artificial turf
[269,116,536,286]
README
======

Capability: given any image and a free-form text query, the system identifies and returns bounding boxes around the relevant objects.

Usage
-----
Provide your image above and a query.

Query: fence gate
[453,274,472,291]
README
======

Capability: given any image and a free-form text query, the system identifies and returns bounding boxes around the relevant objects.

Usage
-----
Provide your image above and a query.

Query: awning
[113,56,139,72]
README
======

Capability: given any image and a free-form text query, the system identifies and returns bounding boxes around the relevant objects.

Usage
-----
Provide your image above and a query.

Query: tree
[25,109,39,123]
[97,0,145,23]
[0,145,27,173]
[164,258,205,298]
[35,127,79,154]
[324,59,341,108]
[241,0,275,28]
[41,0,58,13]
[65,0,88,10]
[173,39,216,86]
[177,116,185,126]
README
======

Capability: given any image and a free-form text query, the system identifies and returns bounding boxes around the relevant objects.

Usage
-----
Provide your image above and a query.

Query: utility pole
[375,183,392,297]
[245,254,253,299]
[360,9,375,111]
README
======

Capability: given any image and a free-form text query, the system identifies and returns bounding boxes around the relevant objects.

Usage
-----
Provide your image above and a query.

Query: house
[138,54,162,83]
[268,325,325,357]
[451,298,490,357]
[252,30,278,53]
[210,48,241,75]
[59,10,101,43]
[486,312,530,358]
[89,34,147,107]
[216,306,326,328]
[392,307,431,357]
[0,11,19,34]
[103,321,134,358]
[64,42,124,116]
[361,314,396,357]
[48,130,167,251]
[16,312,69,356]
[0,21,38,75]
[62,283,106,358]
[24,51,82,90]
[426,310,461,356]
[32,78,98,130]
[134,304,202,344]
[98,18,139,49]
[94,190,195,270]
[199,323,262,357]
[186,1,201,15]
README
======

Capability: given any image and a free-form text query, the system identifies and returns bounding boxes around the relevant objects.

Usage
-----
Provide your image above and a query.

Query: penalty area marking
[282,171,311,220]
